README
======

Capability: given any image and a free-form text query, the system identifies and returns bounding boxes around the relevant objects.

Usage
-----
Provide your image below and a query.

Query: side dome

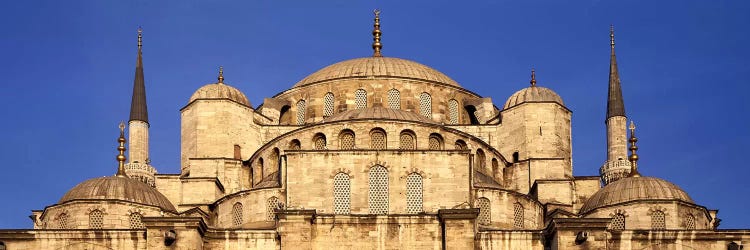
[293,57,460,88]
[324,107,435,123]
[59,176,177,213]
[189,83,251,107]
[503,86,564,110]
[580,177,693,214]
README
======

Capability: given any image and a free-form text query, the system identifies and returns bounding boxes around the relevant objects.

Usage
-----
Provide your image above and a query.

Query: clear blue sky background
[0,0,748,229]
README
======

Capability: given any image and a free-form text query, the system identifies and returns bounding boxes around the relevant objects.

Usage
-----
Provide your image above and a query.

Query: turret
[599,25,631,186]
[125,27,157,187]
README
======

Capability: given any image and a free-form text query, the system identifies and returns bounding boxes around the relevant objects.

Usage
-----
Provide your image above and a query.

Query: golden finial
[116,122,128,177]
[372,9,383,57]
[530,68,537,86]
[627,120,641,177]
[609,24,615,49]
[217,66,224,84]
[137,27,143,49]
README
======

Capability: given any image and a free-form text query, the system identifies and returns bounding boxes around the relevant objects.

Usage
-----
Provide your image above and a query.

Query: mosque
[0,11,748,250]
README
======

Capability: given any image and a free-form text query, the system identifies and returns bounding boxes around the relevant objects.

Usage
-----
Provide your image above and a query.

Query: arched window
[323,92,335,117]
[419,92,432,118]
[368,165,389,214]
[129,212,144,229]
[57,213,69,229]
[355,89,367,109]
[448,99,459,124]
[476,149,486,170]
[232,202,243,227]
[233,144,242,160]
[512,152,520,163]
[313,133,327,150]
[491,158,499,178]
[370,128,387,150]
[89,209,103,229]
[339,130,355,150]
[387,89,401,109]
[399,130,416,150]
[686,214,696,230]
[611,213,626,230]
[465,105,480,125]
[455,140,468,150]
[651,210,666,230]
[406,173,423,213]
[257,158,264,181]
[270,148,280,173]
[266,197,280,221]
[333,173,351,215]
[288,139,301,150]
[279,105,291,125]
[296,100,306,125]
[477,198,491,226]
[513,203,524,228]
[428,133,443,150]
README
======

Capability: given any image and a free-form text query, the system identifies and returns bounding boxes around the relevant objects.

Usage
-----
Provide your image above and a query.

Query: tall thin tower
[126,27,157,187]
[599,25,631,185]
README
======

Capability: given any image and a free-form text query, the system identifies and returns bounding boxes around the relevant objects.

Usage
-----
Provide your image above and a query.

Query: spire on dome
[116,122,128,177]
[129,27,149,123]
[217,66,224,84]
[372,9,383,57]
[606,25,626,119]
[530,68,537,86]
[627,120,641,177]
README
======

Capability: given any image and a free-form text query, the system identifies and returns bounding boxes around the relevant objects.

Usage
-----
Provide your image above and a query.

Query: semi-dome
[324,107,435,123]
[293,57,460,88]
[503,86,564,110]
[59,176,177,213]
[189,82,251,107]
[579,176,693,214]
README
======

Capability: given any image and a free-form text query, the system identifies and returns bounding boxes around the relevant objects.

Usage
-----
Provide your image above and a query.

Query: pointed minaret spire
[130,27,148,123]
[372,9,383,57]
[116,122,128,177]
[530,68,537,86]
[627,121,641,177]
[217,66,224,84]
[607,25,626,119]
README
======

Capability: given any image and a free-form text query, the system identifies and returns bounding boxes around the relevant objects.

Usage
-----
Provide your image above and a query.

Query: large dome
[324,107,435,123]
[504,86,564,110]
[189,82,251,107]
[293,57,460,88]
[59,176,177,213]
[579,176,693,214]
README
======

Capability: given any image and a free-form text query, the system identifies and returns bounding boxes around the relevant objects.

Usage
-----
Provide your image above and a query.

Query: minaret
[599,25,631,185]
[126,27,157,187]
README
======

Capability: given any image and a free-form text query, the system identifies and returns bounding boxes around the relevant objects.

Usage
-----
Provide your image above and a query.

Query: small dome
[293,57,460,88]
[580,177,693,214]
[324,107,435,123]
[189,83,251,107]
[59,176,176,213]
[503,86,564,110]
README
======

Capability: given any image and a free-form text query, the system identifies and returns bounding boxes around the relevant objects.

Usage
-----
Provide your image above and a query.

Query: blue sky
[0,1,748,229]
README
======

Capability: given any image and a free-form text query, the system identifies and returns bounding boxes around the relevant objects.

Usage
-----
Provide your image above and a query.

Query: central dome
[293,57,460,88]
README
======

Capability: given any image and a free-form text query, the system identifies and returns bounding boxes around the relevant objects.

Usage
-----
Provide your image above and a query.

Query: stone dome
[293,57,460,88]
[324,107,435,123]
[503,86,564,110]
[579,176,693,214]
[189,83,251,107]
[59,176,177,213]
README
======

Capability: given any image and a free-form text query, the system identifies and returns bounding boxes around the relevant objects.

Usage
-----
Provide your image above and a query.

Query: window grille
[611,213,626,230]
[513,203,524,228]
[368,166,389,214]
[266,197,280,221]
[89,210,103,229]
[652,210,666,230]
[406,173,423,213]
[477,198,491,226]
[419,92,432,119]
[314,134,326,150]
[387,89,401,109]
[323,92,335,117]
[232,202,243,226]
[296,100,306,125]
[686,214,695,230]
[333,173,351,215]
[129,213,144,229]
[57,213,70,229]
[340,131,355,149]
[371,129,387,150]
[289,139,301,150]
[355,89,367,109]
[455,140,467,150]
[428,134,443,150]
[399,132,415,150]
[448,99,459,124]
